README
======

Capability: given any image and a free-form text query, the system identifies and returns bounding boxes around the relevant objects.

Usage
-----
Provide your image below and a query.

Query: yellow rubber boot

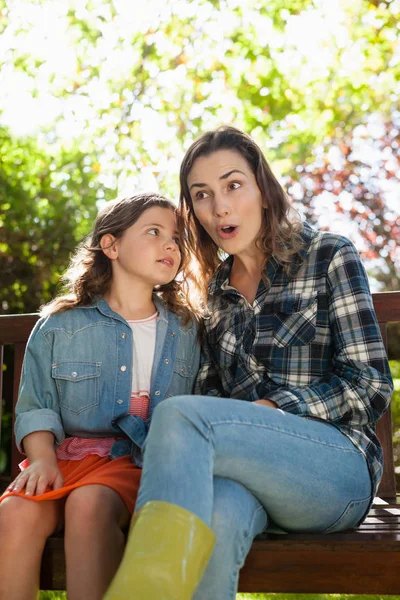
[104,500,216,600]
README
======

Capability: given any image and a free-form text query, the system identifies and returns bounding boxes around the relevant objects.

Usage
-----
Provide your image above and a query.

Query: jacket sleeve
[15,320,65,452]
[267,243,393,427]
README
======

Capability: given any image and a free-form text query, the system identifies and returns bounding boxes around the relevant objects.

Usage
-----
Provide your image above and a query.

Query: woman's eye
[195,191,209,200]
[229,182,241,191]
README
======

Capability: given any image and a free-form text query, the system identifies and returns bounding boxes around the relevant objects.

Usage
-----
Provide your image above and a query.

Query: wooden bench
[1,291,399,594]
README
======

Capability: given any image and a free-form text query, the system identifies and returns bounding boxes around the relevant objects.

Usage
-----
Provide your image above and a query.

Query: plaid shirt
[195,222,393,498]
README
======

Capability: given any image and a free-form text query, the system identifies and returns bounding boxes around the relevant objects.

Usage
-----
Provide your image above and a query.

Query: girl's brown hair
[41,193,198,324]
[179,125,304,300]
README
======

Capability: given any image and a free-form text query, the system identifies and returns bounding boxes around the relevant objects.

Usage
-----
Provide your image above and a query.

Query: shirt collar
[208,221,317,296]
[93,294,168,324]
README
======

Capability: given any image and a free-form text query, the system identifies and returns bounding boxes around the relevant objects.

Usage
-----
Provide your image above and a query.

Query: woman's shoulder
[302,222,358,257]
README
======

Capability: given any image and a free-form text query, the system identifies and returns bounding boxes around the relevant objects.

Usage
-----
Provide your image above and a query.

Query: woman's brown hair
[41,193,198,324]
[179,126,304,300]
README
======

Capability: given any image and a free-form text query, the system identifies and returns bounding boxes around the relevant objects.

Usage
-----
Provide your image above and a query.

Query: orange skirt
[0,454,141,515]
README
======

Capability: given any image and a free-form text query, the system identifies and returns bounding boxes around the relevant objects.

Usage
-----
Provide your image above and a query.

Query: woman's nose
[213,194,230,217]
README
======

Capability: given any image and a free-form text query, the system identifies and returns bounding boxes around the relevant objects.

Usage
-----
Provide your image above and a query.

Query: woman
[105,127,393,600]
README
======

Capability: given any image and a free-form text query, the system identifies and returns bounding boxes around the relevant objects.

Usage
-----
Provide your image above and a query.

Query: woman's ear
[100,234,118,260]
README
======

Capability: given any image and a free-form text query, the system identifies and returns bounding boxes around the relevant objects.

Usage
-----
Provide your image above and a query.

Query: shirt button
[120,365,127,372]
[71,372,78,378]
[164,358,169,365]
[121,333,126,339]
[170,331,175,337]
[155,390,160,396]
[117,399,123,405]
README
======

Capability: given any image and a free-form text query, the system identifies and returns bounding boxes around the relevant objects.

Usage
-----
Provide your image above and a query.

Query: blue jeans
[136,396,372,600]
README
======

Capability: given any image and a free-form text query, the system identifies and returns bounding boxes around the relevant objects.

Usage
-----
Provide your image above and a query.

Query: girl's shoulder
[37,303,104,333]
[169,309,199,336]
[153,295,198,335]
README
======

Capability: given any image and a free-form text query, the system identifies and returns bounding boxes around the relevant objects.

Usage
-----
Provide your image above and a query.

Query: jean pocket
[322,497,371,534]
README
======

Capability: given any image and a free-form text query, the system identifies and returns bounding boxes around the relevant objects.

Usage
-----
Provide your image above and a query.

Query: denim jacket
[15,296,200,465]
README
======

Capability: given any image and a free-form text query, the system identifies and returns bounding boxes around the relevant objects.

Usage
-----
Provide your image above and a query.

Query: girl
[0,193,201,600]
[105,128,393,600]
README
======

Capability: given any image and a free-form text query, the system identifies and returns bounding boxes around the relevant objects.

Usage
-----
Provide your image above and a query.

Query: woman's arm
[194,337,224,396]
[266,243,393,427]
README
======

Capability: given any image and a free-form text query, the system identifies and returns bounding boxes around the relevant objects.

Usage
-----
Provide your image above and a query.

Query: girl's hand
[253,399,279,408]
[7,458,64,496]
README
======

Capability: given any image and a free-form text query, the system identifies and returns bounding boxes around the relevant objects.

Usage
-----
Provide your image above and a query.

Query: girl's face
[104,206,181,289]
[187,150,264,261]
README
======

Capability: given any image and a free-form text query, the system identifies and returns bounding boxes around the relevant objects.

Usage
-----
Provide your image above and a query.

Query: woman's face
[187,149,265,260]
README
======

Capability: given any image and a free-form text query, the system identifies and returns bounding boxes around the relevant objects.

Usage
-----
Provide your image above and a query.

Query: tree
[0,127,114,313]
[288,115,400,291]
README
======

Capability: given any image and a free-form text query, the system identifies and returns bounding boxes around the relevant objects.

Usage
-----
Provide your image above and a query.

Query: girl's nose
[164,237,179,251]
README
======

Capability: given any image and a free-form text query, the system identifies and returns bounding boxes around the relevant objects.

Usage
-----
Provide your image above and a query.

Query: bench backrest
[1,291,400,497]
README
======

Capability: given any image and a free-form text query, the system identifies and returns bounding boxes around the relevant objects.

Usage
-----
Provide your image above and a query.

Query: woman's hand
[7,457,64,496]
[253,399,279,408]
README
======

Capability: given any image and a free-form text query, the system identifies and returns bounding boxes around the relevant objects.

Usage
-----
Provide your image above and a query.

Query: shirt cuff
[15,409,65,453]
[266,389,306,415]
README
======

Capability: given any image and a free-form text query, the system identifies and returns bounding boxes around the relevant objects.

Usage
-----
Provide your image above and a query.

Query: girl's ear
[100,234,118,260]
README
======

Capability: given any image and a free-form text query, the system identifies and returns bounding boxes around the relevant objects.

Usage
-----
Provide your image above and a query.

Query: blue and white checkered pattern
[195,222,393,498]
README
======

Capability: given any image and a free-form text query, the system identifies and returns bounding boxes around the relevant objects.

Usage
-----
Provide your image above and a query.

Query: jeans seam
[208,420,361,452]
[228,504,266,600]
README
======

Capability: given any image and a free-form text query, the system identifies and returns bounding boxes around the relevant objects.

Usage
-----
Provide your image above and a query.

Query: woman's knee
[151,395,208,430]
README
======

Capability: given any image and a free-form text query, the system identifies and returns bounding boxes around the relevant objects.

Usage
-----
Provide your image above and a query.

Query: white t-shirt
[127,311,158,419]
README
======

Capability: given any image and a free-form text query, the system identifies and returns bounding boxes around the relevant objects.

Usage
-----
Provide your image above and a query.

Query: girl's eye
[148,228,159,236]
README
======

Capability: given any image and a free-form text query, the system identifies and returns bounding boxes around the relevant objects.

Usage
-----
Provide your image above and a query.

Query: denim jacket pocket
[273,294,317,348]
[52,361,101,414]
[174,357,193,378]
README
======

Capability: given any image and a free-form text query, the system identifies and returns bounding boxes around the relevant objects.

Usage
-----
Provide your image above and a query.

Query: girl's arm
[266,242,393,427]
[7,431,63,495]
[8,319,66,495]
[15,320,65,451]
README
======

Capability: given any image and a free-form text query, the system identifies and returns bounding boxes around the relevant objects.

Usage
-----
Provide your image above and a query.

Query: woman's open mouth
[217,225,238,239]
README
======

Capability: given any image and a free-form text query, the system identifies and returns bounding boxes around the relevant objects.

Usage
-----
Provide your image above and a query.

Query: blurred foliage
[289,117,400,292]
[0,127,115,313]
